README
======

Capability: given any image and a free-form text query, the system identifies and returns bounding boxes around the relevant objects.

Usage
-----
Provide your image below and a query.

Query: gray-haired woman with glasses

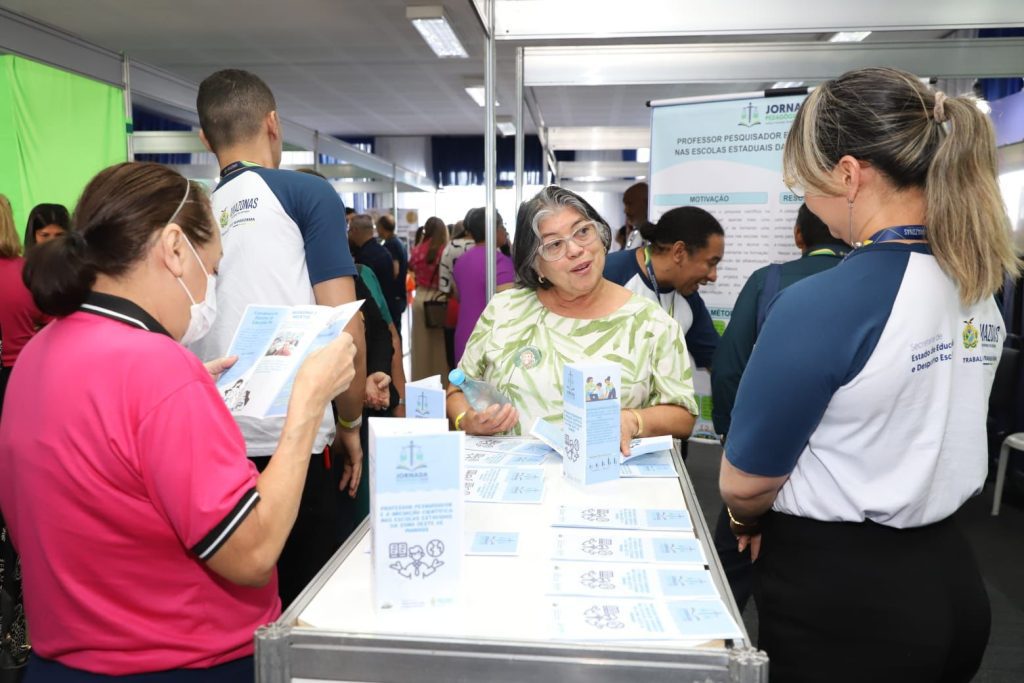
[447,186,698,455]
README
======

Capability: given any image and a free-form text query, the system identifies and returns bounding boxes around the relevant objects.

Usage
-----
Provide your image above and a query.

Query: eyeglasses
[536,221,601,262]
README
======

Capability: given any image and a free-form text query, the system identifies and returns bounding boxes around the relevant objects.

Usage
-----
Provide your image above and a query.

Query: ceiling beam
[561,179,640,194]
[132,131,435,191]
[525,38,1024,86]
[494,0,1024,41]
[547,127,650,151]
[165,164,431,193]
[0,7,122,85]
[558,161,648,180]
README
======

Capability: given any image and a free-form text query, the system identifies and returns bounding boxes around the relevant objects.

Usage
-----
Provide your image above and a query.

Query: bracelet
[338,415,363,430]
[726,506,756,528]
[454,411,467,431]
[628,409,644,438]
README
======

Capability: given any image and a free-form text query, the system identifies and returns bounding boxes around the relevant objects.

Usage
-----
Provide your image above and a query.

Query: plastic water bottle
[448,369,511,412]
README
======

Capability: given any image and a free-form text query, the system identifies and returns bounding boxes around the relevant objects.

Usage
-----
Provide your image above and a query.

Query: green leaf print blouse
[458,287,699,435]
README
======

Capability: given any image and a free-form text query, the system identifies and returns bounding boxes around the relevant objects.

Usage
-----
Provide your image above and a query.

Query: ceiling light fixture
[771,81,805,89]
[496,116,516,136]
[464,80,499,107]
[828,31,872,42]
[407,5,469,58]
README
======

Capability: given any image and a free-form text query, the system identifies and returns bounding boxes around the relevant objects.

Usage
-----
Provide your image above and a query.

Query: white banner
[649,93,807,440]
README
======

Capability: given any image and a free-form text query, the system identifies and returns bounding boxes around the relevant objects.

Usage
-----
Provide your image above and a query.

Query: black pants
[25,655,252,682]
[0,365,11,423]
[0,365,27,683]
[251,453,339,610]
[754,512,990,683]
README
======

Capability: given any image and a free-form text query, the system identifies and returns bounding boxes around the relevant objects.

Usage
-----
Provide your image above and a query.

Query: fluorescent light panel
[464,84,499,107]
[771,81,805,89]
[407,5,468,58]
[829,31,871,42]
[496,117,516,136]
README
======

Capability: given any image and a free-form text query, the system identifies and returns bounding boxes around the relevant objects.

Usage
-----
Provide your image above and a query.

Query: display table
[255,444,768,682]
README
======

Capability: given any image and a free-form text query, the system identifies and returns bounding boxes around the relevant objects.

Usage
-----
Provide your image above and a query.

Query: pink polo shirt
[0,293,279,675]
[0,257,50,366]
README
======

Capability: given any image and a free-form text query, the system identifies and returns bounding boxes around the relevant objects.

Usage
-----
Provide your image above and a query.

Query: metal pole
[514,46,525,220]
[122,53,133,160]
[484,0,497,301]
[542,132,551,185]
[313,131,321,174]
[392,163,399,219]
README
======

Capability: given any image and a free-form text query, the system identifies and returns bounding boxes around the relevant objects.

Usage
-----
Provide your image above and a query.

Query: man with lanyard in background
[376,214,408,338]
[603,205,725,373]
[191,69,367,608]
[710,203,849,611]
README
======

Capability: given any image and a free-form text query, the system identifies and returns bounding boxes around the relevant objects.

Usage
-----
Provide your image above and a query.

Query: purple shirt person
[451,207,515,364]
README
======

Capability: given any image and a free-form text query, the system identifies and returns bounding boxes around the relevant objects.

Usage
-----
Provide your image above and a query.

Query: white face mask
[176,235,217,345]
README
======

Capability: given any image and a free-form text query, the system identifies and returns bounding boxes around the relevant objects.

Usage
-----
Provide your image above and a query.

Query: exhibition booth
[2,2,1024,682]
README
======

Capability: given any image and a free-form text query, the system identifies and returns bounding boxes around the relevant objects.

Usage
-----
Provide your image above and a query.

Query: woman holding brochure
[719,68,1017,681]
[0,162,356,682]
[448,185,698,454]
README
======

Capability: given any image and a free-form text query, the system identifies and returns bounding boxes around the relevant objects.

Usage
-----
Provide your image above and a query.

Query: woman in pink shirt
[0,194,50,419]
[0,192,41,681]
[408,216,450,382]
[0,163,356,682]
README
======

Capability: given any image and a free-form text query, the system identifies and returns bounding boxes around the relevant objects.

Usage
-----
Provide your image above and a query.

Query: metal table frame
[256,448,768,682]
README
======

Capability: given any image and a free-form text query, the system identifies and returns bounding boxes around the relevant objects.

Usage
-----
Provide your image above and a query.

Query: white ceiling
[0,0,966,136]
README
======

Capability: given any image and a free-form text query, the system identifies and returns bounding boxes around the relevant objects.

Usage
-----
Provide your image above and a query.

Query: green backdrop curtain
[0,55,127,240]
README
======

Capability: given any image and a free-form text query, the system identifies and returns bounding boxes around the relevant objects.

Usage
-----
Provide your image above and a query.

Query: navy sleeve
[725,250,909,476]
[710,268,765,435]
[683,292,719,369]
[272,171,357,286]
[602,248,642,287]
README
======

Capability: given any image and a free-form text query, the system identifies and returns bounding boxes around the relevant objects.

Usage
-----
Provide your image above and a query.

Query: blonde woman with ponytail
[720,67,1018,682]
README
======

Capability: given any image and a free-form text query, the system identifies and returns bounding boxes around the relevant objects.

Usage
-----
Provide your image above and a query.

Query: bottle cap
[448,368,466,386]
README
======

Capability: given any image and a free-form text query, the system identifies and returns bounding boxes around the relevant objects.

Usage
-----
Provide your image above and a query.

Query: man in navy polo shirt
[349,214,399,314]
[192,68,367,607]
[376,214,408,332]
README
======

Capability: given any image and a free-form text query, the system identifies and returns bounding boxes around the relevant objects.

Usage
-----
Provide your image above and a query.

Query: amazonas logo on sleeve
[962,318,980,350]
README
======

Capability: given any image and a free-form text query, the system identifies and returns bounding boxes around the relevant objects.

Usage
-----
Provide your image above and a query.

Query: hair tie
[933,91,948,124]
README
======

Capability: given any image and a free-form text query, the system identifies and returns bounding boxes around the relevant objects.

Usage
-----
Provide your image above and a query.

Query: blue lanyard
[861,224,927,246]
[642,247,675,318]
[220,160,262,178]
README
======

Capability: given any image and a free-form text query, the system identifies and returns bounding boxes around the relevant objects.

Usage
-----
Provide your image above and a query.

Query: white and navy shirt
[726,243,1002,528]
[603,248,719,369]
[190,166,357,457]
